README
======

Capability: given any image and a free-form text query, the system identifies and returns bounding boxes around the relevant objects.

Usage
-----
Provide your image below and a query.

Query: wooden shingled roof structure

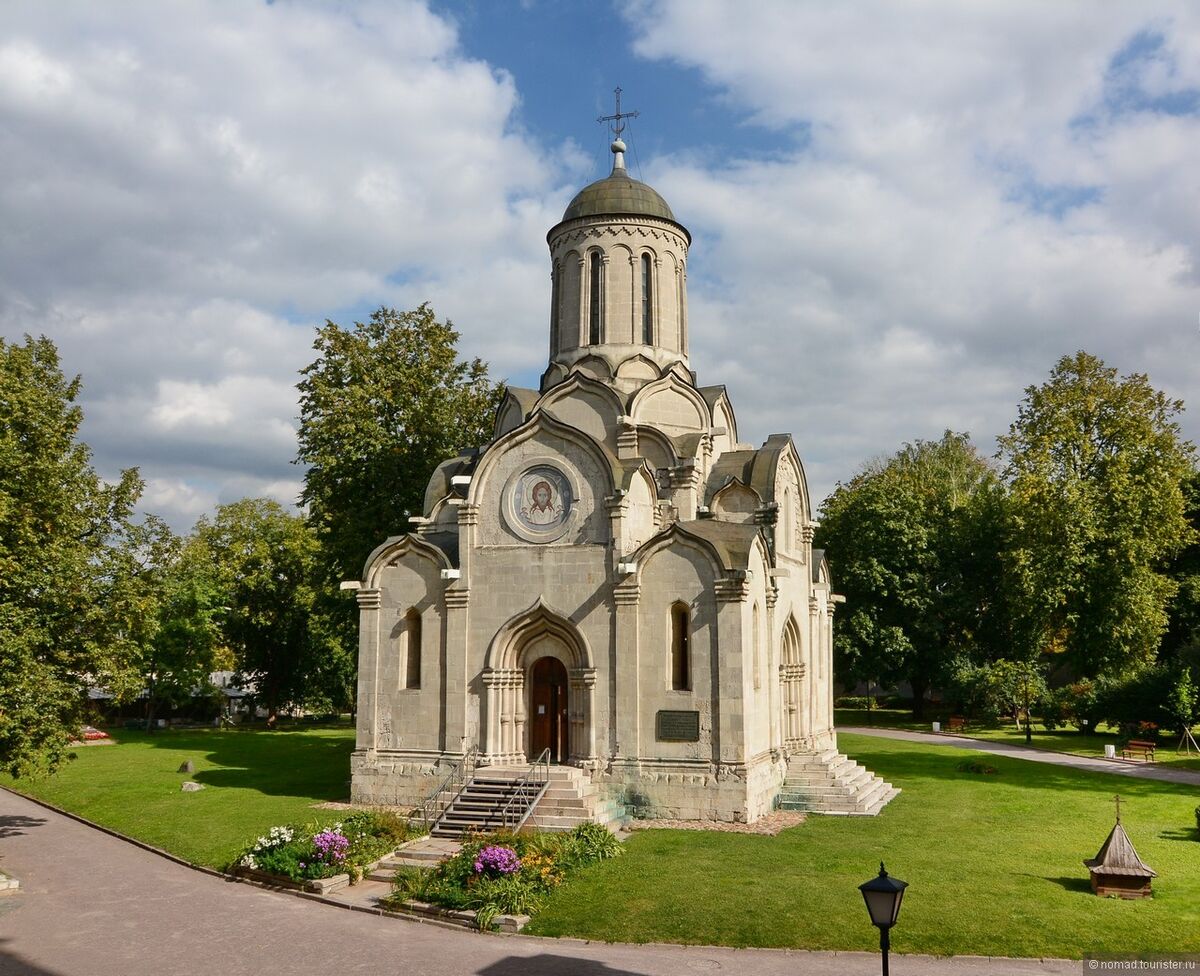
[1084,797,1156,898]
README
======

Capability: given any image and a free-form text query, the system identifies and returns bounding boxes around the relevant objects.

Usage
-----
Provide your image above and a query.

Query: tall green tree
[0,335,142,775]
[296,303,504,584]
[816,431,1000,714]
[1164,469,1200,660]
[295,304,504,711]
[194,498,318,723]
[997,351,1197,679]
[109,517,224,731]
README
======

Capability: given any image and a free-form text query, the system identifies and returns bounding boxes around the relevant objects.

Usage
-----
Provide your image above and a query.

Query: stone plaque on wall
[655,709,700,742]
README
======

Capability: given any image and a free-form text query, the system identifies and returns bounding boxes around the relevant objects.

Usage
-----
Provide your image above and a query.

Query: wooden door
[529,656,569,762]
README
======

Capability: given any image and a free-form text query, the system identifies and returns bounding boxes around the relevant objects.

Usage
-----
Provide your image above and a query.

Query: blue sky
[1,1,1198,530]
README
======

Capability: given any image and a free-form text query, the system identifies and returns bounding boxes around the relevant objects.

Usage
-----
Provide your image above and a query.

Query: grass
[527,734,1200,958]
[2,724,355,868]
[7,724,1199,958]
[836,708,1200,773]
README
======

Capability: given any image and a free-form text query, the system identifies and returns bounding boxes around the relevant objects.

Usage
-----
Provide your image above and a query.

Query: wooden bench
[947,716,968,732]
[1121,739,1156,762]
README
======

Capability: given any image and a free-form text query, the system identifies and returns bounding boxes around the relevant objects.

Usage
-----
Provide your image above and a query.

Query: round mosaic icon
[510,465,572,535]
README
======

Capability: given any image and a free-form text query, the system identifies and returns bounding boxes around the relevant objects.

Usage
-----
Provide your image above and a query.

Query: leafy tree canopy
[296,304,505,584]
[997,351,1197,678]
[0,335,142,775]
[816,431,999,713]
[193,498,318,722]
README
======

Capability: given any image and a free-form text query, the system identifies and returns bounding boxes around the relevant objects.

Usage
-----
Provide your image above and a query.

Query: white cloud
[0,0,566,529]
[626,0,1200,498]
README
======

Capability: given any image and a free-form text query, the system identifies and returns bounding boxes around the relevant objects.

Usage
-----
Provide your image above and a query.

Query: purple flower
[473,845,521,876]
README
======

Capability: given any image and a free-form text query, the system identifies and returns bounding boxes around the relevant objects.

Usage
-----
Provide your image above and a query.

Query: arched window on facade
[670,602,690,691]
[404,608,422,690]
[588,250,603,345]
[752,602,762,690]
[677,266,685,352]
[781,616,803,747]
[549,261,560,354]
[641,253,653,345]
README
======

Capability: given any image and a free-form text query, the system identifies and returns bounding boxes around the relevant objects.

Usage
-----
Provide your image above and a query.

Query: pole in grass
[859,862,908,976]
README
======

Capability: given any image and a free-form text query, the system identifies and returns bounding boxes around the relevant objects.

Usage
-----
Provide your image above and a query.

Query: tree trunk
[910,675,929,718]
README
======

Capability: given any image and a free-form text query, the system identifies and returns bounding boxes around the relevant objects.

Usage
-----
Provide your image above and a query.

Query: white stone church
[349,134,896,827]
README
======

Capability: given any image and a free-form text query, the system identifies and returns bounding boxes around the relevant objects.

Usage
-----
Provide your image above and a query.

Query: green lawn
[2,725,355,868]
[837,708,1200,773]
[7,726,1200,958]
[528,734,1200,958]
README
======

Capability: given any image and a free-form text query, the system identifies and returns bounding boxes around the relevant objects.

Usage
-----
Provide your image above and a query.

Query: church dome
[562,167,676,222]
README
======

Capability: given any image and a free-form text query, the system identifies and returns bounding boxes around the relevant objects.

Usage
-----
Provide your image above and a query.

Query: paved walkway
[843,726,1200,786]
[0,789,1075,976]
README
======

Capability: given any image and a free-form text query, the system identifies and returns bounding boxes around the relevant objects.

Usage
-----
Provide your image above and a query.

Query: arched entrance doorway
[481,599,597,767]
[529,656,569,762]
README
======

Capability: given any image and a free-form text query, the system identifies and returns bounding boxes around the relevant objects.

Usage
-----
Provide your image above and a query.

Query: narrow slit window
[405,609,422,689]
[549,263,560,353]
[641,253,653,344]
[671,603,690,691]
[589,250,602,345]
[752,602,761,690]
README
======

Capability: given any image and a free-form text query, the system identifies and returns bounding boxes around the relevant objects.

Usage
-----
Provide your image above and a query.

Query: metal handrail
[496,748,551,833]
[420,745,478,833]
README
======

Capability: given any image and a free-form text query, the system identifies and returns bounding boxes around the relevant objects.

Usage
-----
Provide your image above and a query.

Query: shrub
[386,823,620,924]
[835,696,874,709]
[956,759,998,775]
[232,810,411,883]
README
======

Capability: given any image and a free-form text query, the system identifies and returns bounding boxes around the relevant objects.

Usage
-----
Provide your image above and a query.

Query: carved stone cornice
[570,667,598,688]
[765,585,779,609]
[801,524,815,545]
[613,581,641,606]
[779,663,806,679]
[809,597,821,613]
[444,588,470,609]
[457,503,479,527]
[355,588,382,610]
[714,577,750,603]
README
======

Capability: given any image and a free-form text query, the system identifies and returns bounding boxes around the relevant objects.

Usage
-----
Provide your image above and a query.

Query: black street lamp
[859,862,908,976]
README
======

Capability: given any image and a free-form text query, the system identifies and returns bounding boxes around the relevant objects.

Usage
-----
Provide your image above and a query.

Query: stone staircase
[523,765,626,834]
[777,749,899,816]
[430,766,548,838]
[430,765,626,838]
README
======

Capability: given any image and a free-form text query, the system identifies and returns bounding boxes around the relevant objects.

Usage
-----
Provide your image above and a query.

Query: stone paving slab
[843,726,1200,786]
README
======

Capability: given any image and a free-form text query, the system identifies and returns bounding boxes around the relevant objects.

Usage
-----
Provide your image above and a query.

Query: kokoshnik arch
[349,130,871,823]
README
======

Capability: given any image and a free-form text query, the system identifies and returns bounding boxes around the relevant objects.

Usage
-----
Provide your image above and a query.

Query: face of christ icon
[522,479,562,526]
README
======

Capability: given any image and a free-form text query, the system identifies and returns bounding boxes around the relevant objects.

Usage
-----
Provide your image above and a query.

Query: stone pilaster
[443,586,470,755]
[613,580,640,758]
[355,588,382,753]
[714,574,750,765]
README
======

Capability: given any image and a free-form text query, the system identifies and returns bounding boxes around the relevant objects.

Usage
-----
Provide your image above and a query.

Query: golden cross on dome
[597,86,639,139]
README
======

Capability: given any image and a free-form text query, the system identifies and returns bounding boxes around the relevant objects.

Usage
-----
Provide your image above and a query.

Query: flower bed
[232,810,411,887]
[384,822,622,930]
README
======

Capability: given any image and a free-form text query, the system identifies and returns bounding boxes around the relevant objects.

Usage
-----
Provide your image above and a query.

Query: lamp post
[859,862,908,976]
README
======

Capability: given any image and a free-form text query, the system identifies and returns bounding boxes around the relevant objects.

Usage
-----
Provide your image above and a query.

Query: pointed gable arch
[710,478,763,523]
[534,372,627,454]
[629,373,711,436]
[362,533,453,586]
[468,409,618,508]
[485,596,594,671]
[614,353,662,384]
